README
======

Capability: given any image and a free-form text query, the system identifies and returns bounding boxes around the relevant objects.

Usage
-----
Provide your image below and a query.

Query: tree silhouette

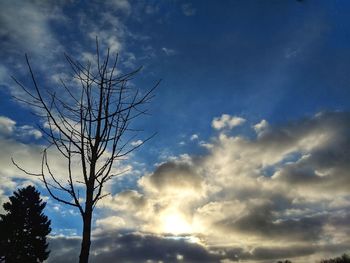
[0,185,51,263]
[320,254,350,263]
[12,40,158,263]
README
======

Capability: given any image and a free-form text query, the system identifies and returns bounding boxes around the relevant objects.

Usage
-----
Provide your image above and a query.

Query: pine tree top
[0,185,51,263]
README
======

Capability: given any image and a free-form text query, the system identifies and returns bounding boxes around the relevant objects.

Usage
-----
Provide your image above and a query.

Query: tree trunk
[79,190,93,263]
[79,209,92,263]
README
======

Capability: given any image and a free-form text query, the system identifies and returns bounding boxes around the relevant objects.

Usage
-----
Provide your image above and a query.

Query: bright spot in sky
[161,212,193,235]
[176,254,184,261]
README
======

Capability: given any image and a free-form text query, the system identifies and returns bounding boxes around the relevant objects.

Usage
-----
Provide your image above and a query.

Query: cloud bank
[2,108,350,262]
[58,111,350,263]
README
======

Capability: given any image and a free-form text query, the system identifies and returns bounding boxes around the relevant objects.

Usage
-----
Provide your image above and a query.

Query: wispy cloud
[181,3,196,16]
[162,47,176,56]
[105,0,131,15]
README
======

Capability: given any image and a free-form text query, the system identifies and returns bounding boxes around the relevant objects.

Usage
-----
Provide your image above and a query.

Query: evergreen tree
[0,185,51,263]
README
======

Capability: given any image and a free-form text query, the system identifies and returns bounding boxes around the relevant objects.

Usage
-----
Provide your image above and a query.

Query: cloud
[18,125,42,139]
[87,30,123,55]
[190,134,199,141]
[140,161,202,194]
[220,201,326,242]
[0,0,69,105]
[0,115,114,214]
[48,232,227,263]
[0,116,42,139]
[131,140,143,147]
[212,114,246,130]
[181,3,196,16]
[0,0,65,60]
[97,111,350,262]
[0,0,146,106]
[0,64,10,84]
[0,132,76,184]
[48,236,81,263]
[253,119,269,136]
[162,47,176,56]
[105,0,131,15]
[3,111,350,262]
[0,116,16,135]
[47,230,349,263]
[95,216,126,232]
[1,110,343,262]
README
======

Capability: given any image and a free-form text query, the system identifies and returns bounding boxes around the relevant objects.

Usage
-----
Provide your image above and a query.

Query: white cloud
[0,0,64,57]
[0,116,16,135]
[190,134,199,141]
[0,134,82,184]
[0,116,42,139]
[131,140,143,147]
[253,119,269,136]
[0,0,70,107]
[18,125,42,139]
[87,30,124,54]
[199,140,213,149]
[211,114,246,130]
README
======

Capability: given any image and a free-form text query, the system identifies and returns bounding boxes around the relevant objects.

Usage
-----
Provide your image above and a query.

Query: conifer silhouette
[0,185,51,263]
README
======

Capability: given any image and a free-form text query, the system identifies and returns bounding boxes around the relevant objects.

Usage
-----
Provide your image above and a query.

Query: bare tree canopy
[12,40,159,263]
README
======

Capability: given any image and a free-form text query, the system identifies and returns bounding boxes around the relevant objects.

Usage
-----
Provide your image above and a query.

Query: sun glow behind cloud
[161,211,193,235]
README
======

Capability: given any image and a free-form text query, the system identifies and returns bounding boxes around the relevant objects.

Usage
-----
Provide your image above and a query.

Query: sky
[1,0,350,262]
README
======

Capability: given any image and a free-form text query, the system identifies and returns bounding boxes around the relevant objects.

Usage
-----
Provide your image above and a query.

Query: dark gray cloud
[146,161,202,191]
[257,111,350,146]
[48,231,349,263]
[246,245,316,261]
[221,203,327,242]
[272,112,350,192]
[48,236,81,263]
[48,232,225,263]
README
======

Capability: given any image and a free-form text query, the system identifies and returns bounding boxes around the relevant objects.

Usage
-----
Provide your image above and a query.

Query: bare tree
[12,41,158,263]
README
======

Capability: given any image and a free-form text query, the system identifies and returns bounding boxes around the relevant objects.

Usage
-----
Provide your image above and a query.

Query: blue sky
[1,0,350,262]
